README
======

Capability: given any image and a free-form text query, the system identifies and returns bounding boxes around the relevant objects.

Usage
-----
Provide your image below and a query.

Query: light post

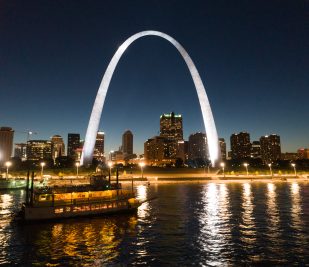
[291,163,297,178]
[220,162,225,178]
[5,161,12,178]
[75,162,80,178]
[244,163,249,176]
[139,162,145,179]
[268,163,273,178]
[40,162,45,178]
[108,161,113,184]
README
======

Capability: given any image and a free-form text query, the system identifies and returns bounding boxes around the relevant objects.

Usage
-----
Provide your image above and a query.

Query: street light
[244,163,249,176]
[5,161,12,178]
[268,163,273,178]
[108,161,113,184]
[40,162,45,178]
[75,162,80,178]
[220,162,225,178]
[291,163,297,178]
[139,162,145,179]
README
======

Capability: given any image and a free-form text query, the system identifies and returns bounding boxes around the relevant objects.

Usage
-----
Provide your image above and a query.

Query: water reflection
[0,194,14,265]
[199,183,231,266]
[290,182,302,228]
[240,183,256,245]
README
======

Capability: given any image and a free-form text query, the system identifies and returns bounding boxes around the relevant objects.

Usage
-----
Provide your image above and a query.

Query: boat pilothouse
[21,172,141,221]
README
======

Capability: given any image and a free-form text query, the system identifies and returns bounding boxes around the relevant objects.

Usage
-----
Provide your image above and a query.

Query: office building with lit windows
[260,134,281,163]
[0,127,14,163]
[230,132,251,160]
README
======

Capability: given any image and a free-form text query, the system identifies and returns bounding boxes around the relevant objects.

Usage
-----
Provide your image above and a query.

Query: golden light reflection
[290,183,301,228]
[136,185,147,201]
[266,183,280,239]
[240,183,256,244]
[199,183,231,266]
[0,194,13,215]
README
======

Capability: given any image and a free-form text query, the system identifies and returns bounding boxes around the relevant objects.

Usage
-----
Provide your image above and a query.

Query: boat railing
[31,189,135,207]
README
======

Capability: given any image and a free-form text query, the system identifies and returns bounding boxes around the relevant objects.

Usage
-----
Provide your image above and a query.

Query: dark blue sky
[0,0,308,154]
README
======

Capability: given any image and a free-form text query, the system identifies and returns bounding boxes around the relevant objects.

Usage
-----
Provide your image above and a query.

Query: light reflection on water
[0,182,308,266]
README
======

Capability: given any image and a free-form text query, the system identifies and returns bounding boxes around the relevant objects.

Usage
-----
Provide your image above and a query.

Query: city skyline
[0,1,307,155]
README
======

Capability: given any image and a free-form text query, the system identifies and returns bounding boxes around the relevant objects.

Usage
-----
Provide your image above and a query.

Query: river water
[0,181,309,266]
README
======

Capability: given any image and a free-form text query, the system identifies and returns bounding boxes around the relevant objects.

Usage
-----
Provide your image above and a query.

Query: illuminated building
[26,140,52,161]
[251,141,261,158]
[281,152,298,160]
[159,112,183,159]
[14,143,27,160]
[297,148,309,159]
[188,132,208,161]
[160,112,183,141]
[144,136,175,165]
[122,130,133,157]
[51,135,65,160]
[67,133,80,158]
[81,31,219,167]
[219,138,226,160]
[176,140,188,162]
[93,131,105,162]
[0,127,14,163]
[230,132,251,160]
[260,134,281,163]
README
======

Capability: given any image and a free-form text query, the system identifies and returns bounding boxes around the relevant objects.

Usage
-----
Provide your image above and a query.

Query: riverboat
[0,177,27,190]
[21,173,141,221]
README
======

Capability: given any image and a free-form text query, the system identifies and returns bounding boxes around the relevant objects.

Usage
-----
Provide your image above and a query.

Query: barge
[21,172,141,221]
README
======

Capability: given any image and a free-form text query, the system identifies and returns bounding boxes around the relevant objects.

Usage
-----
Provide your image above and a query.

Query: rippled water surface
[1,182,309,266]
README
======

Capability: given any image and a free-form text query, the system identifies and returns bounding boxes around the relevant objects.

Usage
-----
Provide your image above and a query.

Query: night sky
[0,0,307,155]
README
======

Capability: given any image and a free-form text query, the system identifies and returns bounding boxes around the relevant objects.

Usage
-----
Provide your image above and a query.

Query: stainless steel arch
[81,31,219,166]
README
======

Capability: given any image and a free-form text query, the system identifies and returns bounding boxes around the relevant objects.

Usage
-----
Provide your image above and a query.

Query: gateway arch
[81,31,219,166]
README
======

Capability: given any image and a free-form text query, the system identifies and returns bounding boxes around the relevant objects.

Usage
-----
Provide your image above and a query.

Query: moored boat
[21,173,141,221]
[0,177,27,190]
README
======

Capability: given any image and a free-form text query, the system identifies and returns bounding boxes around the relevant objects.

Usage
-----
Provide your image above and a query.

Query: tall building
[159,112,183,159]
[67,133,80,158]
[160,112,183,141]
[251,141,261,158]
[188,132,208,161]
[297,148,309,159]
[26,140,52,161]
[51,135,65,160]
[122,130,133,157]
[14,143,27,160]
[260,134,281,163]
[219,138,226,160]
[93,131,104,161]
[176,140,188,162]
[144,136,175,165]
[0,127,14,163]
[230,132,251,160]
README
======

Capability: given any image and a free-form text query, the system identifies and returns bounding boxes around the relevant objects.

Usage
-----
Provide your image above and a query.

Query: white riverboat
[21,174,141,221]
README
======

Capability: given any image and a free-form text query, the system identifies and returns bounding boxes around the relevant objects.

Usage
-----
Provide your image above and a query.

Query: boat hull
[22,199,141,221]
[0,179,26,190]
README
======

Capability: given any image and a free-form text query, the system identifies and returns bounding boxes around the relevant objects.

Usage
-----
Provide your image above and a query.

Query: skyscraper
[26,140,52,161]
[122,130,133,157]
[51,135,65,160]
[188,132,208,161]
[67,133,80,158]
[14,143,27,160]
[160,112,183,140]
[159,112,183,159]
[219,138,226,160]
[230,132,251,160]
[93,131,104,162]
[0,127,14,163]
[260,134,281,163]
